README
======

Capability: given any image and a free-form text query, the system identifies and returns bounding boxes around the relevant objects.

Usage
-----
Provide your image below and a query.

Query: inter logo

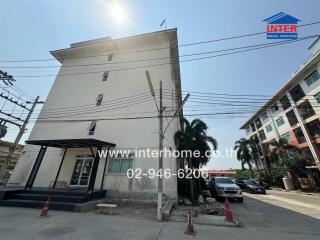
[263,12,300,39]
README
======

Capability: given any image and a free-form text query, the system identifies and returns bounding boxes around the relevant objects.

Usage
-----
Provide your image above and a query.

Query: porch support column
[100,147,110,190]
[88,145,102,193]
[25,145,47,190]
[52,148,68,189]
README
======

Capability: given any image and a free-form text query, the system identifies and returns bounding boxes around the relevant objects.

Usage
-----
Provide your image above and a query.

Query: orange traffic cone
[224,197,235,222]
[40,198,50,217]
[184,210,196,236]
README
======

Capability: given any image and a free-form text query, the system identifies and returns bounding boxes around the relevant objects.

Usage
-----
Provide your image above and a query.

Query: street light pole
[145,71,163,221]
[145,71,190,221]
[157,80,164,221]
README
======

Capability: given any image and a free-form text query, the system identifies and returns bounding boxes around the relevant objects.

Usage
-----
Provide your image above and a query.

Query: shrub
[235,169,258,180]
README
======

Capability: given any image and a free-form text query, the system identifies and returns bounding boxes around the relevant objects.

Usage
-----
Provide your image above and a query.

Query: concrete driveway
[0,191,320,240]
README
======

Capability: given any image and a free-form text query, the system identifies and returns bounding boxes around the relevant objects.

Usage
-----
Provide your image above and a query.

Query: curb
[170,215,240,227]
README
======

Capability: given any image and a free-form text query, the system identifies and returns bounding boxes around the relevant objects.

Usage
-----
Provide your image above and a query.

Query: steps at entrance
[11,193,86,203]
[0,188,106,212]
[0,199,79,211]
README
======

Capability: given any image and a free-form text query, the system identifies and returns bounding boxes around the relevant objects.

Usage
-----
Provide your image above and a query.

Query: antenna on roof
[160,19,166,30]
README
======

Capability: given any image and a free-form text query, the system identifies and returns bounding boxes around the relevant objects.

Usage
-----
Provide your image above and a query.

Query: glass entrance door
[70,157,93,187]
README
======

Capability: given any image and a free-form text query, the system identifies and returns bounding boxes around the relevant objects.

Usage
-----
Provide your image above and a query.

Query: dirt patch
[96,204,157,220]
[170,200,224,219]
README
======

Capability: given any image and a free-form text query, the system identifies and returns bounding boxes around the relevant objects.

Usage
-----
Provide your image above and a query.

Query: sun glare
[110,1,127,24]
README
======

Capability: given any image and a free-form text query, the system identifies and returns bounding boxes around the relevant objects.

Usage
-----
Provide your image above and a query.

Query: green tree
[234,138,254,177]
[269,138,300,162]
[174,118,217,202]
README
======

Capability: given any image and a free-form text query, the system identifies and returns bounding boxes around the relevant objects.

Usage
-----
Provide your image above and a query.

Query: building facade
[7,29,182,200]
[0,141,24,184]
[240,36,320,175]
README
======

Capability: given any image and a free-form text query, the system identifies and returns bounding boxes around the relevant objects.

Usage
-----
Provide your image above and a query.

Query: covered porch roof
[25,138,116,149]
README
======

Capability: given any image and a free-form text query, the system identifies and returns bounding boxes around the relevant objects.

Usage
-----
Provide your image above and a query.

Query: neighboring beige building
[0,141,24,184]
[240,36,320,184]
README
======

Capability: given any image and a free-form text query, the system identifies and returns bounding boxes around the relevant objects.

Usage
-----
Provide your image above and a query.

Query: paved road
[0,191,320,239]
[240,189,320,219]
[230,191,320,239]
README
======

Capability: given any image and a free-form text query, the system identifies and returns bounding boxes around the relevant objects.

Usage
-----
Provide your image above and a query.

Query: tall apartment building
[0,29,182,211]
[240,36,320,173]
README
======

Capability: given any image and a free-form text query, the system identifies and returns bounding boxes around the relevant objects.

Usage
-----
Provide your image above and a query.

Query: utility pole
[0,70,16,85]
[157,80,164,221]
[145,71,164,221]
[145,71,189,221]
[0,96,41,181]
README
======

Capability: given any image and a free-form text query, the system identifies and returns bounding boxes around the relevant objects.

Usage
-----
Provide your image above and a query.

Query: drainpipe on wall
[286,92,320,164]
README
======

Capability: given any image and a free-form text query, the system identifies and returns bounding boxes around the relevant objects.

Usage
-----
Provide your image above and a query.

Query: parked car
[234,179,246,190]
[209,177,243,203]
[235,179,266,194]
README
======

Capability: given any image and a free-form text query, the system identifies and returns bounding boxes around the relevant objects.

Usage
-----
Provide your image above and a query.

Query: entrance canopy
[25,138,115,192]
[26,138,116,148]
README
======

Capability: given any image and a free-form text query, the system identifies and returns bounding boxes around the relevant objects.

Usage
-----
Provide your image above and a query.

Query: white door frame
[69,156,94,187]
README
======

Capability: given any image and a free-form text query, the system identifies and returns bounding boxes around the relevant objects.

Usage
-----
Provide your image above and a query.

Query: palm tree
[234,138,254,177]
[269,138,300,161]
[174,118,217,202]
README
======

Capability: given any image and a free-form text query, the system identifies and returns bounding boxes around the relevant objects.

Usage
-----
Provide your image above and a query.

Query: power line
[0,21,319,63]
[9,35,319,78]
[1,37,317,69]
[11,85,35,101]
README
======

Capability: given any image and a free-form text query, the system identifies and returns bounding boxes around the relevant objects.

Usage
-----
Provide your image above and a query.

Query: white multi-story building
[3,29,182,209]
[240,36,320,183]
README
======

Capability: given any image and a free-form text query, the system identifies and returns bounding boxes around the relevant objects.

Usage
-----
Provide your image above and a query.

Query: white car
[209,177,243,203]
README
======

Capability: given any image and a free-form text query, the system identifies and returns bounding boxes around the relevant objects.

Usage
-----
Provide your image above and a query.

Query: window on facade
[108,53,114,61]
[289,84,305,103]
[297,100,315,120]
[103,71,109,81]
[276,117,285,127]
[293,127,306,144]
[251,123,256,132]
[96,94,103,106]
[88,120,97,135]
[281,132,291,142]
[266,124,273,133]
[108,154,134,173]
[271,104,279,114]
[286,109,298,126]
[314,92,320,103]
[255,118,262,129]
[306,119,320,139]
[245,126,251,135]
[260,112,268,121]
[258,129,266,141]
[304,70,320,86]
[280,95,291,110]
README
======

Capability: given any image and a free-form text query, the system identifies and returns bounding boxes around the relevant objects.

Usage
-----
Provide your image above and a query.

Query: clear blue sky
[0,0,319,169]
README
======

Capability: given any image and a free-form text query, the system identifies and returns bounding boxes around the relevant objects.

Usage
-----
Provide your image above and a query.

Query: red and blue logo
[263,12,300,39]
